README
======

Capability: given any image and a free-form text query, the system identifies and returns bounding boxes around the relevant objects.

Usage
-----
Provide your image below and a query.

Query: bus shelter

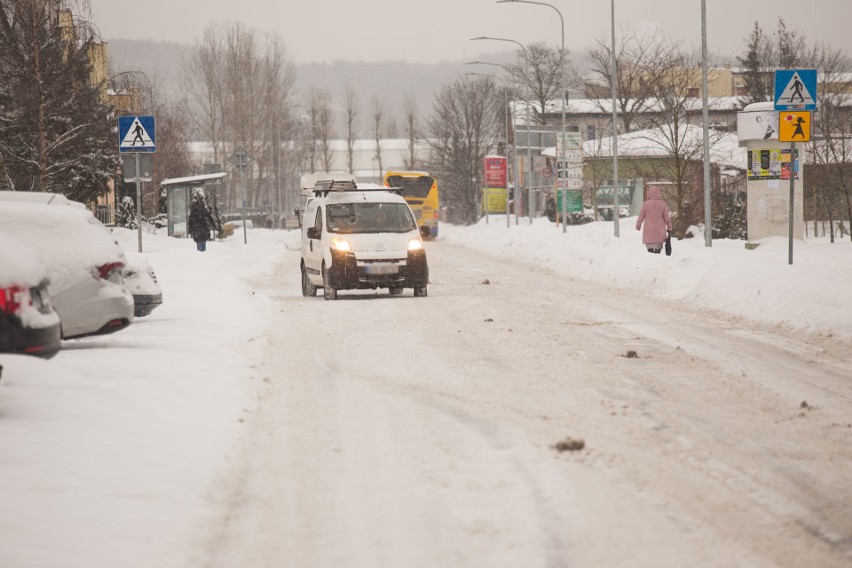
[159,172,228,237]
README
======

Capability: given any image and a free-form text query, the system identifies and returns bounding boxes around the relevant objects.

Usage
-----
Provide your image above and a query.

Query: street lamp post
[471,36,532,225]
[610,0,620,237]
[701,0,712,247]
[497,0,569,232]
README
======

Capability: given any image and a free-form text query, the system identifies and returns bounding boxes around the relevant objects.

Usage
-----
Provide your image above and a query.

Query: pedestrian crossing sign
[118,115,156,153]
[774,69,817,111]
[778,111,811,142]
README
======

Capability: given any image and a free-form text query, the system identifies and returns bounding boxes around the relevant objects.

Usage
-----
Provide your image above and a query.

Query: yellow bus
[382,171,439,239]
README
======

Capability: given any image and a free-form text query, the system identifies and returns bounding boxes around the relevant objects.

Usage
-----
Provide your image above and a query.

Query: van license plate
[365,264,397,275]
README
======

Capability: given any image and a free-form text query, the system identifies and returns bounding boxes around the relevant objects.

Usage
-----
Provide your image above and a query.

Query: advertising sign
[557,189,584,213]
[482,187,507,213]
[483,156,507,188]
[736,110,779,142]
[556,132,583,191]
[747,148,799,180]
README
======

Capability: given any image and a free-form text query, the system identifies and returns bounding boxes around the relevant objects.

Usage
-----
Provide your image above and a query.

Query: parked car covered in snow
[0,200,134,339]
[0,231,62,358]
[122,253,163,317]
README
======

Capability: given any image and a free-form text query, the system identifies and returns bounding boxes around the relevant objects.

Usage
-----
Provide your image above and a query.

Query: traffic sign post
[774,69,816,265]
[774,69,817,111]
[778,111,811,143]
[228,148,254,244]
[118,116,156,153]
[118,116,156,253]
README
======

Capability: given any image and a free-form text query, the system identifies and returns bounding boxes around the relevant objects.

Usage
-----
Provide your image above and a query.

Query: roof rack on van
[311,180,404,197]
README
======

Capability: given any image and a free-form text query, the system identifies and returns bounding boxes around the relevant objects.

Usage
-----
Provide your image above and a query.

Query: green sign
[557,189,583,213]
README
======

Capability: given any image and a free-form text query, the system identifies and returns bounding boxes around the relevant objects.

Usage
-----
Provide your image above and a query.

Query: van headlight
[331,238,351,252]
[408,239,424,251]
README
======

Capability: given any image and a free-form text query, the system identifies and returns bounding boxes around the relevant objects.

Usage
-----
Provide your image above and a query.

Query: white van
[295,172,356,227]
[300,179,429,300]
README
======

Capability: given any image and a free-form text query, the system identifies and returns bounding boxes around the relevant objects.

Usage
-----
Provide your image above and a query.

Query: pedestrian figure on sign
[131,123,145,146]
[789,76,804,103]
[635,187,673,254]
[792,116,806,139]
[188,191,216,252]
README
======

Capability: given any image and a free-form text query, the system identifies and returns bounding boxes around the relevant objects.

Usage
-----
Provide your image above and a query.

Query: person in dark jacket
[635,187,673,254]
[188,192,216,252]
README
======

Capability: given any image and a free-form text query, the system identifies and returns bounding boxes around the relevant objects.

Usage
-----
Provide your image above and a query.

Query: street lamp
[471,36,533,224]
[496,0,564,55]
[496,0,569,232]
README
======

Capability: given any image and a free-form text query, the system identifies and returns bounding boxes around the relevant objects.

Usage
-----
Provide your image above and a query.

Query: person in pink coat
[635,187,672,254]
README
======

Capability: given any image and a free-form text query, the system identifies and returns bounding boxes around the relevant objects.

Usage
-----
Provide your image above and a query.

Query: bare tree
[402,97,418,170]
[309,89,333,172]
[640,43,729,236]
[508,41,573,126]
[372,97,385,178]
[343,86,358,174]
[183,24,226,164]
[427,75,503,223]
[183,22,295,211]
[587,30,668,132]
[809,44,852,241]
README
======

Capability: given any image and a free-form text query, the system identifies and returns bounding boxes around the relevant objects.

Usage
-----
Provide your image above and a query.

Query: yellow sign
[778,111,811,142]
[482,188,507,213]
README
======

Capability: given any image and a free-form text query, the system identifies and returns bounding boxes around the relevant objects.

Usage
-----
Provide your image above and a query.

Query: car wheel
[301,263,317,297]
[413,285,428,297]
[322,263,337,300]
[389,287,403,295]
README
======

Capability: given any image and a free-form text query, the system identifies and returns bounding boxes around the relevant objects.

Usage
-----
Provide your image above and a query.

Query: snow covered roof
[542,125,745,170]
[512,96,743,122]
[160,172,228,187]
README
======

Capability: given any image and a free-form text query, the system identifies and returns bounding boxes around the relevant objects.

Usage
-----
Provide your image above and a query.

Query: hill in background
[107,39,496,136]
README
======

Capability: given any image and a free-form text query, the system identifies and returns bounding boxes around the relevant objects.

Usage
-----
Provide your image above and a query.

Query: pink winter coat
[635,187,672,245]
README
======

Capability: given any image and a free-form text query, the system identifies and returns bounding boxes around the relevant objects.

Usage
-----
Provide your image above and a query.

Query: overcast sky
[88,0,851,64]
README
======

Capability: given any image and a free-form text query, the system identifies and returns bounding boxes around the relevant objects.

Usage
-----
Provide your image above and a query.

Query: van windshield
[326,202,416,234]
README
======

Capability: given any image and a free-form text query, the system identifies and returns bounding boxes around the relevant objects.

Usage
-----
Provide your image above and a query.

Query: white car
[300,179,429,300]
[0,201,134,339]
[122,253,163,317]
[0,231,62,358]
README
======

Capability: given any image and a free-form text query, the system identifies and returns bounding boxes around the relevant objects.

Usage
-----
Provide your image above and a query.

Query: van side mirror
[306,227,319,239]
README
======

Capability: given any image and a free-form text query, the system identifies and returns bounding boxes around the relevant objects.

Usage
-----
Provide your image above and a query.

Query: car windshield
[385,176,434,199]
[326,202,416,234]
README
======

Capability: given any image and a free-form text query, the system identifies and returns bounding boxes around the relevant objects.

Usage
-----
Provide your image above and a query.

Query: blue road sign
[118,115,156,153]
[774,69,817,111]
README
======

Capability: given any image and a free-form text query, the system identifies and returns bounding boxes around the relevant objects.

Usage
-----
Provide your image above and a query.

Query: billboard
[483,156,507,188]
[482,188,507,213]
[736,110,779,142]
[747,148,799,181]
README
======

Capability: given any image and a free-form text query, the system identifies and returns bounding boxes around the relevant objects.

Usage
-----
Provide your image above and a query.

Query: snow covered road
[197,239,852,568]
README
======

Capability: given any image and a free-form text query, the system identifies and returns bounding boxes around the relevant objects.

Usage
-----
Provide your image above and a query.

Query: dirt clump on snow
[552,437,585,452]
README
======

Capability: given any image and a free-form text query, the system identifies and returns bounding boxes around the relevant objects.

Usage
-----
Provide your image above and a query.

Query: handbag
[665,233,672,256]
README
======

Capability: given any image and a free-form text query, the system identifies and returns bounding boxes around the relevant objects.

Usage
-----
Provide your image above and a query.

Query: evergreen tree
[736,21,773,106]
[116,195,138,229]
[776,18,805,69]
[0,1,118,199]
